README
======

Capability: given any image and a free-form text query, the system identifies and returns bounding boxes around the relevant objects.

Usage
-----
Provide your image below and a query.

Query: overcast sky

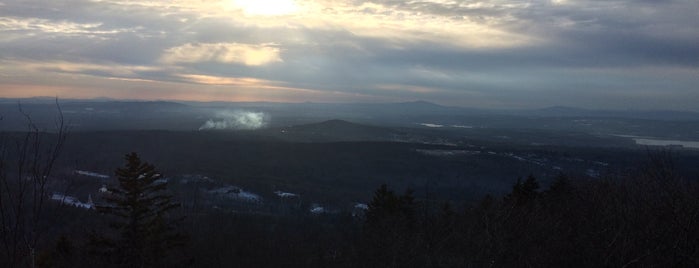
[1,0,697,109]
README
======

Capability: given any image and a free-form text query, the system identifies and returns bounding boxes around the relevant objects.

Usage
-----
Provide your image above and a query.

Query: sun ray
[227,0,298,16]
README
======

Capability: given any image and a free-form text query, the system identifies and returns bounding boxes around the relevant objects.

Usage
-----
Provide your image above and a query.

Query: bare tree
[0,99,68,267]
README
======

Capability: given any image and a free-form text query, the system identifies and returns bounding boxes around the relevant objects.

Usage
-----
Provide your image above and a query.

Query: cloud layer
[0,0,697,109]
[160,43,282,66]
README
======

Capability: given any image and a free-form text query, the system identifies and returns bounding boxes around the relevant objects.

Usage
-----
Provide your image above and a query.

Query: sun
[229,0,299,16]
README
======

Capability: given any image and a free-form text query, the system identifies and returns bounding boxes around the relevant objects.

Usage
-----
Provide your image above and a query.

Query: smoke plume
[199,110,268,130]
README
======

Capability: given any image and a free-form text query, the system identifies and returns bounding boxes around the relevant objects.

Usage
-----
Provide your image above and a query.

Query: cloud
[0,17,124,36]
[199,110,268,130]
[177,74,279,86]
[1,0,698,109]
[160,43,282,66]
[17,60,161,77]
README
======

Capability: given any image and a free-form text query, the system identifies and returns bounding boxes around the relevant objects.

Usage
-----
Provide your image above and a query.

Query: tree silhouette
[362,184,417,267]
[95,152,185,267]
[0,100,67,267]
[506,174,540,206]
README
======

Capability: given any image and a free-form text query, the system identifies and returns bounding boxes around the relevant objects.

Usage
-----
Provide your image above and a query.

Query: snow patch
[586,169,600,178]
[354,203,369,210]
[504,152,526,162]
[274,191,299,198]
[75,170,109,179]
[451,125,473,128]
[179,174,214,184]
[99,184,109,193]
[51,193,94,209]
[419,123,443,128]
[208,186,262,203]
[593,161,609,167]
[310,204,325,214]
[416,149,479,156]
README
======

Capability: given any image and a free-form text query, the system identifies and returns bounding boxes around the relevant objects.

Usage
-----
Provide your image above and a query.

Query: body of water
[634,138,699,149]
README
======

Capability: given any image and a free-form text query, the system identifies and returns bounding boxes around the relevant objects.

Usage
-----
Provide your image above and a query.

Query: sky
[0,0,697,110]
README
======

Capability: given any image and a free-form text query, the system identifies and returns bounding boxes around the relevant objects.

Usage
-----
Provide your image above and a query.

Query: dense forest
[2,103,699,267]
[2,148,698,267]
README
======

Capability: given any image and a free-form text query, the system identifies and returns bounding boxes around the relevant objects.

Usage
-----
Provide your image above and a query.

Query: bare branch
[0,99,68,266]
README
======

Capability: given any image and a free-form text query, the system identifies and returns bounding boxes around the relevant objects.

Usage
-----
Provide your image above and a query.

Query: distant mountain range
[2,98,698,134]
[2,97,697,121]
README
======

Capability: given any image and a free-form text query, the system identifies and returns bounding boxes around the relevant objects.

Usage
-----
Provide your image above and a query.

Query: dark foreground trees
[0,101,67,267]
[92,152,187,267]
[15,150,699,267]
[354,156,699,268]
[361,184,417,267]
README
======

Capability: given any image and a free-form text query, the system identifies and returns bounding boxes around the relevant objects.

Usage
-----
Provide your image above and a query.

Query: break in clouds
[199,110,268,130]
[0,0,698,109]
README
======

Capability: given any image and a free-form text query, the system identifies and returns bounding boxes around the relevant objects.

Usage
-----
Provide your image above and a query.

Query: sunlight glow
[160,43,282,66]
[229,0,298,16]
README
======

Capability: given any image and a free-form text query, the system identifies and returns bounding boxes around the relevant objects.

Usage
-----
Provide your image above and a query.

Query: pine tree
[362,184,417,267]
[95,152,185,267]
[505,174,540,206]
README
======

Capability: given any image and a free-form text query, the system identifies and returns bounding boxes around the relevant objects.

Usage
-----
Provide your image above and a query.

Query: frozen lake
[633,138,699,149]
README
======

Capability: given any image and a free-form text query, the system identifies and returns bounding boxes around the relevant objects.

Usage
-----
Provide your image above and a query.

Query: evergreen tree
[505,174,540,206]
[543,173,575,210]
[500,175,542,266]
[365,184,415,228]
[95,152,185,267]
[362,184,417,267]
